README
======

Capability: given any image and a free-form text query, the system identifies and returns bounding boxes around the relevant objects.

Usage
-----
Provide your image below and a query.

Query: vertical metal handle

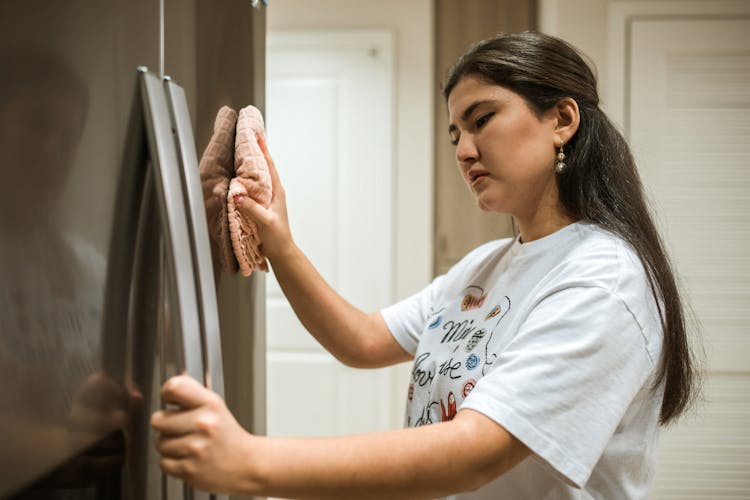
[140,69,208,500]
[163,79,226,400]
[163,79,228,500]
[140,69,228,500]
[139,68,204,384]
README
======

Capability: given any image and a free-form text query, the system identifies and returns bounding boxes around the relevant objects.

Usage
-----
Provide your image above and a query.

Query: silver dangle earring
[555,142,566,174]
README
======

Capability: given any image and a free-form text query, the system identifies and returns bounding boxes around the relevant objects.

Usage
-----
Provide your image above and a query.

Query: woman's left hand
[150,374,256,495]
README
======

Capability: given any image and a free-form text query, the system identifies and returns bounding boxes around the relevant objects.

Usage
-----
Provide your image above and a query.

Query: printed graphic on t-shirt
[461,285,486,311]
[406,285,511,426]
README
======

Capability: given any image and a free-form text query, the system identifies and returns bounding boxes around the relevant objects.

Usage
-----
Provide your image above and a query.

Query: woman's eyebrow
[448,99,495,135]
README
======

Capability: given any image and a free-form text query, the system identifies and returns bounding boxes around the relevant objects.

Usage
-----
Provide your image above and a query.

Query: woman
[151,31,698,499]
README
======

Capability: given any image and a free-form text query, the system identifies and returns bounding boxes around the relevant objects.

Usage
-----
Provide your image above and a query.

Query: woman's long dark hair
[443,31,698,426]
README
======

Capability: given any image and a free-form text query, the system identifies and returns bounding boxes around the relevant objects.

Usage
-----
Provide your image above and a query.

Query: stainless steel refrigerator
[0,0,266,498]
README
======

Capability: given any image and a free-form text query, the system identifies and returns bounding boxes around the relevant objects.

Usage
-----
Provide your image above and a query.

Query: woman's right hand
[233,135,294,262]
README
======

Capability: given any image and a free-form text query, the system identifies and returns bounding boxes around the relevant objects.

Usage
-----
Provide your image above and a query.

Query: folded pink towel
[199,105,238,274]
[227,105,272,276]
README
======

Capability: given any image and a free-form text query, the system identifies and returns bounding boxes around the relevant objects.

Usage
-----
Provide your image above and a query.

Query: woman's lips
[470,173,489,187]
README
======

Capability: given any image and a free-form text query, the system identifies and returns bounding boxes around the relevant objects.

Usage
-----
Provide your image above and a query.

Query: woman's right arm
[234,137,411,368]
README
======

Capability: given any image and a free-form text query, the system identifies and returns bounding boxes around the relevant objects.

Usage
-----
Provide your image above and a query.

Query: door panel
[629,17,750,498]
[265,31,398,438]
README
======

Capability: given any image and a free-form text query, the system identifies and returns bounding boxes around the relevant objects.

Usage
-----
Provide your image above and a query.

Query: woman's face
[447,75,560,221]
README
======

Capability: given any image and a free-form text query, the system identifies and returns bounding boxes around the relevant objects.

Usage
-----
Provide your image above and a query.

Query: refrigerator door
[164,2,267,453]
[0,0,161,496]
[0,0,265,497]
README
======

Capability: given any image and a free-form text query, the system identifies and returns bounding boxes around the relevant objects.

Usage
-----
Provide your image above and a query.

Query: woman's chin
[475,196,500,212]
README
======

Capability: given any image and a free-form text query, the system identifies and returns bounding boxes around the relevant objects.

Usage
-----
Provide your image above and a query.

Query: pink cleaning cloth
[199,105,239,274]
[227,105,272,276]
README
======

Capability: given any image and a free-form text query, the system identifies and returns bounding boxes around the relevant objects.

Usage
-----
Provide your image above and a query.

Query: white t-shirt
[381,222,664,499]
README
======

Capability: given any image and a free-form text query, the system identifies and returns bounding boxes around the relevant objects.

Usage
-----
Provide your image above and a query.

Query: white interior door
[629,17,750,499]
[265,31,399,437]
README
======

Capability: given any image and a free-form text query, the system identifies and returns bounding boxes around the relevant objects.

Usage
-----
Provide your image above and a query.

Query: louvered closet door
[629,18,750,499]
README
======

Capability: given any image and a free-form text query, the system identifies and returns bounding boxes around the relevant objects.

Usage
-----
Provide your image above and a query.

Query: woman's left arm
[151,375,530,500]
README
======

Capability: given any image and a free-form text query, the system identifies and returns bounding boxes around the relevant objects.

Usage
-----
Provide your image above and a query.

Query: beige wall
[538,0,609,104]
[267,0,434,300]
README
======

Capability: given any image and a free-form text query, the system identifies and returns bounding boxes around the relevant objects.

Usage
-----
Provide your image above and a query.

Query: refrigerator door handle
[163,78,226,401]
[139,68,215,500]
[138,68,204,384]
[163,79,229,500]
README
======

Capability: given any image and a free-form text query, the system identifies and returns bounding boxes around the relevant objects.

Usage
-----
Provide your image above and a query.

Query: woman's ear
[554,97,580,145]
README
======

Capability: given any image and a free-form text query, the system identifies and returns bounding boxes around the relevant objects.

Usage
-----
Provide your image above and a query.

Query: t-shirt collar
[511,221,584,257]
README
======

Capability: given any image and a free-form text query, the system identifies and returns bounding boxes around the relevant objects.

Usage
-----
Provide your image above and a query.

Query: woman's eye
[450,136,459,146]
[476,112,494,128]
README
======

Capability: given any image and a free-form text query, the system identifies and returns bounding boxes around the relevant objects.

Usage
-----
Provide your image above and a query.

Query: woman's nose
[456,134,478,165]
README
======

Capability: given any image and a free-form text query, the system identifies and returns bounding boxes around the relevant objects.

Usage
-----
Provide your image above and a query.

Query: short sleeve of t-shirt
[380,274,442,355]
[460,284,655,487]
